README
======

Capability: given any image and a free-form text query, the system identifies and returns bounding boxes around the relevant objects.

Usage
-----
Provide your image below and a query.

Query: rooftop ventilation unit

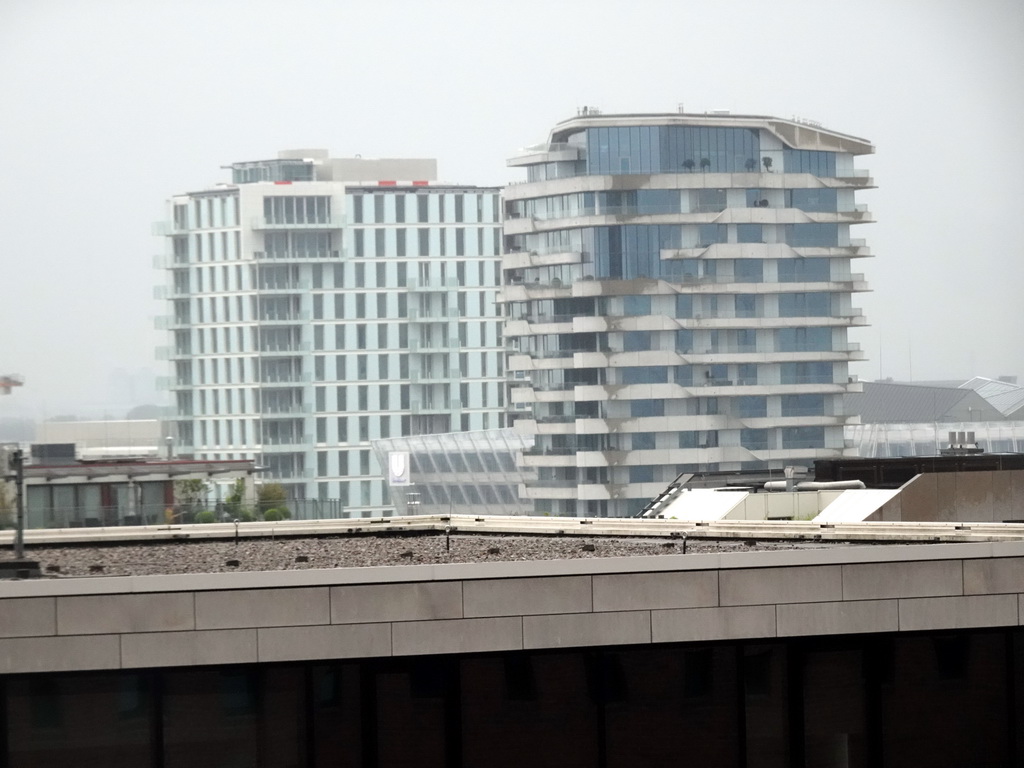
[940,431,984,456]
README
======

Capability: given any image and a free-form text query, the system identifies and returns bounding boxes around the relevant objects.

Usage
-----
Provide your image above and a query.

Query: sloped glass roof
[372,428,536,516]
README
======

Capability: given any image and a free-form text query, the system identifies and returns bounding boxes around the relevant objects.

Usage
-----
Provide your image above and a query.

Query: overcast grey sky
[1,0,1022,419]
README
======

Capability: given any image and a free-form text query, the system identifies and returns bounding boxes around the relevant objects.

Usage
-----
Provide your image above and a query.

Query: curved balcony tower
[502,112,874,517]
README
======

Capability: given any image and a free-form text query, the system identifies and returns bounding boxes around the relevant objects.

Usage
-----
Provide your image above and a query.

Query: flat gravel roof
[14,533,838,578]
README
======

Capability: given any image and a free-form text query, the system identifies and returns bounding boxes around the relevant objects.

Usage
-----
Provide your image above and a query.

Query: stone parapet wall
[1,542,1022,675]
[876,469,1024,522]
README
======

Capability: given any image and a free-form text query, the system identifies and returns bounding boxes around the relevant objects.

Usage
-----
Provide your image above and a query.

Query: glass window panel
[623,295,651,315]
[735,259,763,281]
[741,429,770,450]
[623,331,650,352]
[781,393,825,416]
[737,224,762,244]
[737,396,768,417]
[7,674,155,766]
[630,399,664,417]
[620,367,667,384]
[781,426,825,448]
[778,292,832,317]
[777,258,830,283]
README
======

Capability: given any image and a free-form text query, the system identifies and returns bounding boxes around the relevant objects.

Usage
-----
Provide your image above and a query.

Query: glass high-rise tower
[502,112,873,517]
[156,150,506,513]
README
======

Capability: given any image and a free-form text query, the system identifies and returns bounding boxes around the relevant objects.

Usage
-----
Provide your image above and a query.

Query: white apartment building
[503,112,874,517]
[156,150,505,513]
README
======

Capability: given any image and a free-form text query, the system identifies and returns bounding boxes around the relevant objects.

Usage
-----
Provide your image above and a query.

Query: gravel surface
[17,534,836,578]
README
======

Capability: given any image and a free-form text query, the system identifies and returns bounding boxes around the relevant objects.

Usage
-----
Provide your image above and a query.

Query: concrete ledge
[0,634,120,674]
[121,629,257,668]
[963,557,1024,595]
[3,543,1024,673]
[842,560,963,601]
[258,623,392,662]
[392,617,522,656]
[720,565,842,606]
[523,611,651,649]
[331,582,462,624]
[897,594,1019,632]
[2,541,1022,600]
[593,570,718,612]
[777,599,898,637]
[0,597,55,638]
[57,592,194,635]
[651,605,776,643]
[195,587,330,630]
[463,575,592,618]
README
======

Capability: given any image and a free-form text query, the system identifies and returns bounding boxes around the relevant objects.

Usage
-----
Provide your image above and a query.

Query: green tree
[225,478,245,516]
[257,483,289,518]
[174,479,209,522]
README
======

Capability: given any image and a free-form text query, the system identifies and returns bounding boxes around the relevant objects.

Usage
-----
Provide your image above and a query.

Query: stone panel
[523,611,650,650]
[898,594,1018,632]
[195,587,329,629]
[57,592,194,635]
[391,617,522,656]
[651,605,775,643]
[963,557,1024,595]
[1012,471,1024,520]
[777,599,898,636]
[121,628,257,668]
[592,570,718,612]
[935,473,957,522]
[874,492,899,522]
[463,575,592,618]
[331,581,462,624]
[896,473,936,522]
[719,565,842,606]
[954,471,993,522]
[0,597,55,638]
[258,623,391,662]
[842,560,962,601]
[0,635,120,674]
[992,470,1013,521]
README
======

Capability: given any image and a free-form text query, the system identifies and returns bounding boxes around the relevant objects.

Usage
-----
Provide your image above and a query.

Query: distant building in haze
[845,377,1024,457]
[502,110,874,516]
[156,150,506,512]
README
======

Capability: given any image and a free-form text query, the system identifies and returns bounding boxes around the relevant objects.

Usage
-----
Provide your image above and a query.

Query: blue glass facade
[585,125,761,175]
[783,148,836,176]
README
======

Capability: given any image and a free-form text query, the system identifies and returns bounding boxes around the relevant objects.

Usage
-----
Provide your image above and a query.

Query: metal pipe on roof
[764,480,866,491]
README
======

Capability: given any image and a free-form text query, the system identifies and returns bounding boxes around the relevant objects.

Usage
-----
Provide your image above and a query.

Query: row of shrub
[192,508,292,524]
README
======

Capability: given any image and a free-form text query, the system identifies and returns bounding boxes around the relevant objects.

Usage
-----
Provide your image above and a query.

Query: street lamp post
[1,447,39,579]
[11,448,24,560]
